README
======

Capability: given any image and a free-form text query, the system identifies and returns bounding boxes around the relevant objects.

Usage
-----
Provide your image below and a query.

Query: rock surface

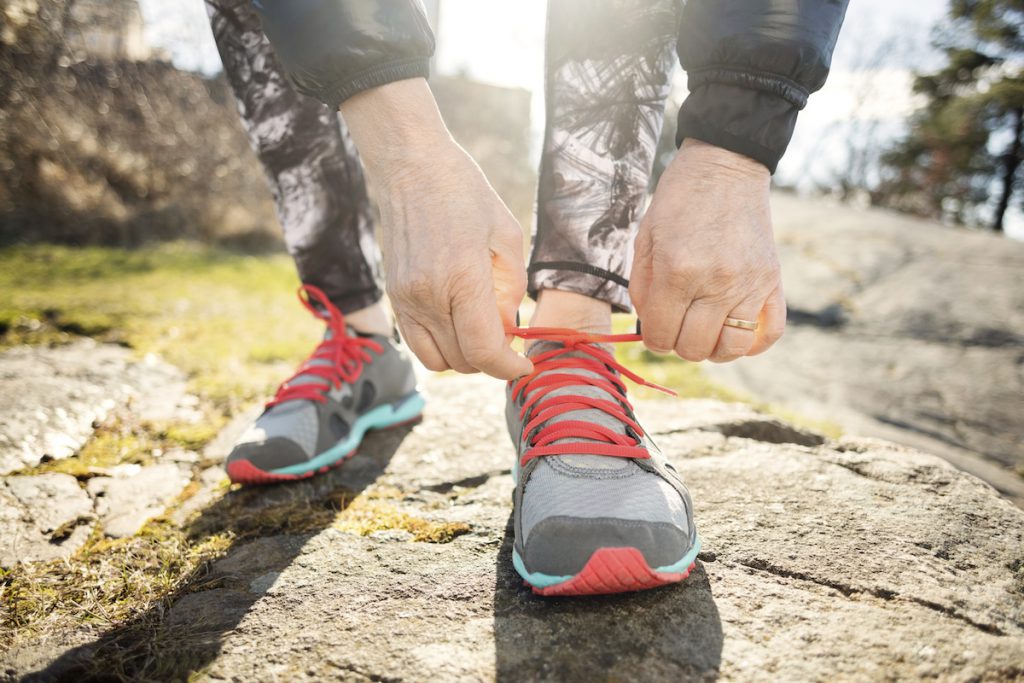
[0,341,201,475]
[87,463,192,538]
[705,194,1024,504]
[11,373,1024,682]
[0,473,94,567]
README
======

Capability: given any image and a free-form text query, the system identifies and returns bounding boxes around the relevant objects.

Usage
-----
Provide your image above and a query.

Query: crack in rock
[734,557,1006,636]
[421,469,511,494]
[653,419,824,448]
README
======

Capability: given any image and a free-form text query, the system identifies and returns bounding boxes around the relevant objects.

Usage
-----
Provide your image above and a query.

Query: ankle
[529,290,611,349]
[344,301,393,337]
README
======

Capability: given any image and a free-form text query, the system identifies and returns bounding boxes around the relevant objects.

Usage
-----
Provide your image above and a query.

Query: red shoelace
[266,285,383,408]
[509,327,675,468]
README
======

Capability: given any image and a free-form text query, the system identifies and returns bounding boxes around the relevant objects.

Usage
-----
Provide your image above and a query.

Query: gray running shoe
[506,331,699,596]
[226,286,422,485]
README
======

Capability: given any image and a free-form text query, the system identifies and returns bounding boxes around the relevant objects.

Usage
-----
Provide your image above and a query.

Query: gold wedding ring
[723,317,759,331]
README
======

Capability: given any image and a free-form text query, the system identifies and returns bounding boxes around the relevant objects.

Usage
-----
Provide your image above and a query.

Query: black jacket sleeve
[251,0,435,109]
[675,0,848,173]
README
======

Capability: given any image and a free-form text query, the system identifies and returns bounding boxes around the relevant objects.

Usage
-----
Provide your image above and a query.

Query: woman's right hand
[341,79,532,380]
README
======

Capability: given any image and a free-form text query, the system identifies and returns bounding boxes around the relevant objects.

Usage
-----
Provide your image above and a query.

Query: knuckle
[643,338,673,354]
[451,361,478,374]
[448,262,482,288]
[643,328,677,352]
[390,273,435,303]
[663,256,697,284]
[676,345,708,363]
[709,262,740,283]
[421,357,449,372]
[717,341,749,358]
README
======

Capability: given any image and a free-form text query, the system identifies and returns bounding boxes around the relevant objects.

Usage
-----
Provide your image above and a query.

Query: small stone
[170,465,227,525]
[0,341,203,475]
[164,448,199,464]
[0,473,94,567]
[368,529,414,543]
[89,463,191,538]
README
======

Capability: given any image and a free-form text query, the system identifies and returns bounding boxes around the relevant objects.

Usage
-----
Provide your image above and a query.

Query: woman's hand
[629,139,786,362]
[341,79,532,380]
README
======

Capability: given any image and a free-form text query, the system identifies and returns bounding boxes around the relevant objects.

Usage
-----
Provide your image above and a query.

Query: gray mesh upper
[230,326,416,465]
[512,340,693,549]
[237,400,320,457]
[520,458,689,541]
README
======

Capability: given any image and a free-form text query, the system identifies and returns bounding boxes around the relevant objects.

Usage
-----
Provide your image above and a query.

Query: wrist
[678,138,770,183]
[340,78,455,183]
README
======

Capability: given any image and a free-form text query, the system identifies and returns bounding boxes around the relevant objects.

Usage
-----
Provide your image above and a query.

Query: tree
[879,0,1024,232]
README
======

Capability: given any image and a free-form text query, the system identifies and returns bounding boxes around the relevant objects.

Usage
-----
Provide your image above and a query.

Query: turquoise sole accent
[512,532,702,589]
[269,393,425,476]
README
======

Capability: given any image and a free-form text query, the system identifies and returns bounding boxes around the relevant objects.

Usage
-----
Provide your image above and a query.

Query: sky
[137,0,1021,239]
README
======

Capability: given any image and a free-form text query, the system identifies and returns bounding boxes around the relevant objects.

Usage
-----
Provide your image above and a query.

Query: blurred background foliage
[1,0,1022,246]
[0,0,535,247]
[0,0,280,247]
[878,0,1024,232]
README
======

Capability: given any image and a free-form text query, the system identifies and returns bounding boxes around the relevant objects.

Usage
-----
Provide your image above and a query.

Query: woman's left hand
[629,139,787,363]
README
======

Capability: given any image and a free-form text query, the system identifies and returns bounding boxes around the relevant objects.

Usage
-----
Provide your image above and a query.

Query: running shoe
[226,285,423,485]
[506,327,700,596]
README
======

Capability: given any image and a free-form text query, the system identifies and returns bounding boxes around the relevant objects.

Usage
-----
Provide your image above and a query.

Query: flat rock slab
[11,374,1024,682]
[87,463,192,538]
[0,473,94,567]
[705,195,1024,502]
[0,341,201,475]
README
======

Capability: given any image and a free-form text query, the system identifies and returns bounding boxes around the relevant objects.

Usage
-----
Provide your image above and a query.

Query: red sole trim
[226,413,423,486]
[530,547,695,597]
[226,449,357,485]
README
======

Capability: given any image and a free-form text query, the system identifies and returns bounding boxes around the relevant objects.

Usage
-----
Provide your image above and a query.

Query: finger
[451,280,533,380]
[639,267,691,354]
[748,284,786,356]
[397,315,449,372]
[675,298,728,362]
[629,228,683,353]
[423,315,477,374]
[491,243,527,332]
[628,238,653,315]
[709,298,762,363]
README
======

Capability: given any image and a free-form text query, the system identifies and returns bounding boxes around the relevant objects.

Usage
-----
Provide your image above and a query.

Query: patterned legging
[206,0,676,313]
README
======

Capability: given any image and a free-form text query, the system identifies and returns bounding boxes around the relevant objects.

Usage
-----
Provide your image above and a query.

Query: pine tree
[879,0,1023,232]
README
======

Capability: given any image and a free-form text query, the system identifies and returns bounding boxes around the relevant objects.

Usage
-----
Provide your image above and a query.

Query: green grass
[0,243,321,412]
[0,242,838,433]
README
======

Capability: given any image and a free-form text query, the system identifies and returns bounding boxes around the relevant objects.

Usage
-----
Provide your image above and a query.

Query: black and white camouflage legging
[206,0,676,313]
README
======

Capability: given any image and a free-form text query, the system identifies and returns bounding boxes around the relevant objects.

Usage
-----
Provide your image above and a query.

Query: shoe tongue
[526,340,632,471]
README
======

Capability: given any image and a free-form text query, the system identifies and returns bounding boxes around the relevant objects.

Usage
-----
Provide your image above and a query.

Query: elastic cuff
[528,261,632,313]
[313,58,431,109]
[322,286,383,316]
[675,82,801,174]
[686,67,809,109]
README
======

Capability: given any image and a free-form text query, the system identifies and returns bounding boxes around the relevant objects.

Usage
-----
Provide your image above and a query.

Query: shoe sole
[226,392,425,486]
[512,534,701,597]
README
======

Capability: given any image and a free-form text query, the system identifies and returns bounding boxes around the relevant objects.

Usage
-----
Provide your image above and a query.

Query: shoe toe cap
[521,515,693,577]
[226,437,310,472]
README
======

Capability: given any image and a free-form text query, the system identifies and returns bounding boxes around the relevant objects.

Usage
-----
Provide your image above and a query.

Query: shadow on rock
[25,424,416,683]
[491,515,723,682]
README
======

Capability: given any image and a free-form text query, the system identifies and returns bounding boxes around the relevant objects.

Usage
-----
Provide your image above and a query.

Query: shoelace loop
[266,285,383,408]
[509,326,675,467]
